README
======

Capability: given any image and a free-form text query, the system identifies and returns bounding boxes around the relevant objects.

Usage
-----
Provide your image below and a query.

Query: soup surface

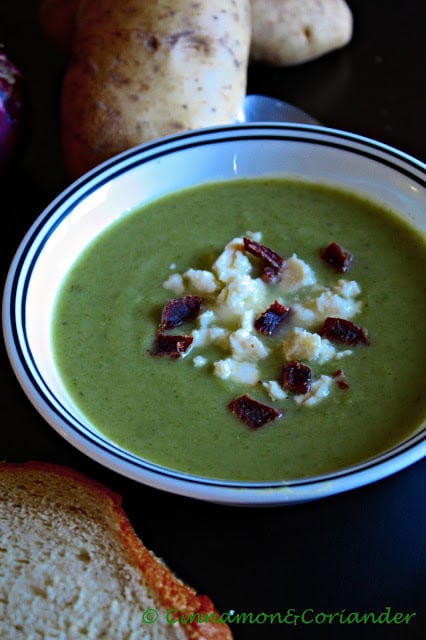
[52,179,426,481]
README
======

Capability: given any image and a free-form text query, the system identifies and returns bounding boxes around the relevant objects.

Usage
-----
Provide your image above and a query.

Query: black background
[1,2,425,639]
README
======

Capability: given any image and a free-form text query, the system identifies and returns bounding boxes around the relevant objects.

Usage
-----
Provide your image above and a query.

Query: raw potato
[250,0,353,66]
[61,0,251,178]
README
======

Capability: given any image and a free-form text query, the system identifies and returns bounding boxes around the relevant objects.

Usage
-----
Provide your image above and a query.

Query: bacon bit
[243,237,285,283]
[282,361,312,394]
[333,369,350,390]
[319,317,369,345]
[321,241,353,272]
[151,334,193,358]
[228,394,283,429]
[160,295,204,330]
[254,300,291,336]
[333,369,349,390]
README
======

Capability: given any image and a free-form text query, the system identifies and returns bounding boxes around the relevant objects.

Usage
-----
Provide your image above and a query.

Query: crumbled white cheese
[183,268,218,294]
[282,328,323,361]
[314,289,361,320]
[241,309,256,332]
[335,349,353,360]
[197,309,216,328]
[213,358,259,385]
[192,310,229,348]
[193,355,208,368]
[317,339,340,365]
[160,231,364,410]
[262,380,288,401]
[279,254,316,292]
[212,236,253,282]
[214,273,268,324]
[282,327,352,364]
[294,375,333,406]
[292,285,362,326]
[192,326,229,349]
[290,303,318,328]
[229,328,269,362]
[163,273,184,294]
[333,279,361,299]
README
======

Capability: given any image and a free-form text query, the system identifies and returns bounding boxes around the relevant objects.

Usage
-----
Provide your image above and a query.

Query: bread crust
[0,460,232,640]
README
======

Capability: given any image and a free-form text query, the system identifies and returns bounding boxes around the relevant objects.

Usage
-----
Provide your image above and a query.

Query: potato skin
[250,0,353,66]
[61,0,250,179]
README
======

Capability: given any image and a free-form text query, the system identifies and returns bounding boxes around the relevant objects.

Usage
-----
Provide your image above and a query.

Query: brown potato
[61,0,250,179]
[250,0,353,66]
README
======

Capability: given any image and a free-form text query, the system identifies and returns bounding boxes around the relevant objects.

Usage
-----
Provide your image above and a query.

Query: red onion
[0,50,25,173]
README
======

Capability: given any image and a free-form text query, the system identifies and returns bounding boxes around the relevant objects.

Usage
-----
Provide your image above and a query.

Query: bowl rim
[3,122,426,506]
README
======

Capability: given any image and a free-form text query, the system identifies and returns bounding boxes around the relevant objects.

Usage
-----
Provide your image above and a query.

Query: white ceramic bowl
[3,124,426,505]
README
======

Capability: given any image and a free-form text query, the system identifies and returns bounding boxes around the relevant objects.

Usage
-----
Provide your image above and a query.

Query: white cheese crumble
[193,355,208,368]
[213,358,260,385]
[215,273,268,325]
[278,254,317,292]
[281,327,349,364]
[294,375,333,406]
[192,325,229,349]
[314,289,361,320]
[161,232,364,408]
[262,380,288,401]
[212,231,261,282]
[183,268,219,294]
[229,328,269,362]
[292,283,362,327]
[163,272,184,294]
[282,328,323,362]
[333,278,361,299]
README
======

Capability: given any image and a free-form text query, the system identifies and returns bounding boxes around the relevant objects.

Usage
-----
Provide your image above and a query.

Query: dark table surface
[1,2,425,639]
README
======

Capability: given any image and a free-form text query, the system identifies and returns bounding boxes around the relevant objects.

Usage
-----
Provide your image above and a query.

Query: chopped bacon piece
[151,334,193,358]
[282,361,312,394]
[333,369,350,390]
[228,394,283,429]
[318,317,369,345]
[254,300,291,335]
[160,295,203,330]
[320,241,353,272]
[243,237,285,283]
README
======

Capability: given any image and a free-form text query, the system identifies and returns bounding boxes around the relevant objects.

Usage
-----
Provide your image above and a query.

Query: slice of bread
[0,461,232,640]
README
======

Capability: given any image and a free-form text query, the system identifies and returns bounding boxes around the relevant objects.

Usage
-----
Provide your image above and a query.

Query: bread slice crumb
[0,461,232,640]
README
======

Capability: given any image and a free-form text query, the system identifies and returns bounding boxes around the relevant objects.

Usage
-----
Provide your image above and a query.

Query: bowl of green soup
[3,124,426,505]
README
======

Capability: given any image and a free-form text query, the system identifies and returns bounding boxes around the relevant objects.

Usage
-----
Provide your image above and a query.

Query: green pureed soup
[52,179,426,481]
